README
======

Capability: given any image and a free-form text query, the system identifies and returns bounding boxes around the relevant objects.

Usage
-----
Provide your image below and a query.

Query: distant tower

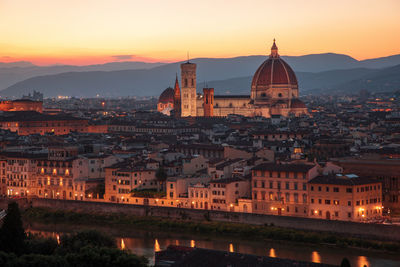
[203,88,214,117]
[180,58,197,117]
[173,74,181,118]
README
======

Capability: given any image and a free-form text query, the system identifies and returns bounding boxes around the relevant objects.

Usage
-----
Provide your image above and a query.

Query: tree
[340,257,351,267]
[0,202,26,254]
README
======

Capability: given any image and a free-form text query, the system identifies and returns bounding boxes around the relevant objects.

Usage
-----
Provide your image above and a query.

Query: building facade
[157,40,308,118]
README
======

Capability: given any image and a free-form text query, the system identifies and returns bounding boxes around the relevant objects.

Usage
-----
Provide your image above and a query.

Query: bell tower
[180,59,197,117]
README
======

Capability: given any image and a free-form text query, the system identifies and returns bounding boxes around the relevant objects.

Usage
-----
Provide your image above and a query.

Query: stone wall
[3,197,400,242]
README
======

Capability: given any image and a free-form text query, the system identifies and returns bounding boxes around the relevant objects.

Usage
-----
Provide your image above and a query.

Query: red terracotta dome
[158,87,174,104]
[251,41,298,88]
[291,98,306,108]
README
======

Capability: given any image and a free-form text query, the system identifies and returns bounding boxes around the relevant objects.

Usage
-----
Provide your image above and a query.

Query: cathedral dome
[291,98,306,108]
[251,40,298,88]
[158,87,174,104]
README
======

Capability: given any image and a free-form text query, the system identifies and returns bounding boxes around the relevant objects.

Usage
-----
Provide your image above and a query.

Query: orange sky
[0,0,399,66]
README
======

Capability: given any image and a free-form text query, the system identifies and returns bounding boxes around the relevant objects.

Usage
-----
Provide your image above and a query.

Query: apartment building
[251,163,318,216]
[308,174,382,221]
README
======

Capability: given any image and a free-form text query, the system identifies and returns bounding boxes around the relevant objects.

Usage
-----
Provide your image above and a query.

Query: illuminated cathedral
[158,40,308,118]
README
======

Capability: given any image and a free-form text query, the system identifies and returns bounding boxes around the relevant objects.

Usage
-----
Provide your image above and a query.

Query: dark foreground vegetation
[23,207,400,253]
[0,202,148,267]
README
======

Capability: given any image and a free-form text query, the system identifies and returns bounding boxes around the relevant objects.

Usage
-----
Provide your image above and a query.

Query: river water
[27,223,400,267]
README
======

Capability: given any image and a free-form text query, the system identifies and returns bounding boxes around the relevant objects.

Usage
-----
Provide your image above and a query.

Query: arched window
[185,79,188,87]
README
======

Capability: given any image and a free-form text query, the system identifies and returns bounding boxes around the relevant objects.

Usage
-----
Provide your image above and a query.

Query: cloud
[111,55,134,60]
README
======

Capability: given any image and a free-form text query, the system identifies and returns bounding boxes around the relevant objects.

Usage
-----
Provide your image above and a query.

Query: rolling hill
[1,53,400,98]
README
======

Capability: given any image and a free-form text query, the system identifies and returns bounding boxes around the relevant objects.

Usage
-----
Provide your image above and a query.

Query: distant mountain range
[0,61,165,90]
[1,53,400,98]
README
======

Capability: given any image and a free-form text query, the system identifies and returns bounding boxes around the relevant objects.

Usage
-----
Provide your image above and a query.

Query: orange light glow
[154,239,160,252]
[269,248,276,258]
[1,1,399,65]
[311,251,321,263]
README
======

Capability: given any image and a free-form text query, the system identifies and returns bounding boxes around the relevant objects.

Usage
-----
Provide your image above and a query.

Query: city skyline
[1,0,400,65]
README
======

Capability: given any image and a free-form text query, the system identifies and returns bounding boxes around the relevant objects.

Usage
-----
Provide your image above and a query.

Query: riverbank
[22,207,400,254]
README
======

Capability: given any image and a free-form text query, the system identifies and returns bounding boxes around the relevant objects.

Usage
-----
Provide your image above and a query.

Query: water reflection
[311,251,321,263]
[154,239,160,252]
[269,248,276,258]
[26,228,400,267]
[357,256,369,267]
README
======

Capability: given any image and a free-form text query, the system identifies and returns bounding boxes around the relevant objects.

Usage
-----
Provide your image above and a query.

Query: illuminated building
[251,163,318,216]
[0,99,43,113]
[0,111,88,135]
[308,174,382,221]
[158,40,308,118]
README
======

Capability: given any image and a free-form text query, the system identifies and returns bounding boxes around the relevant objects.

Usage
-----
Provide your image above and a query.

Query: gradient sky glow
[1,0,399,65]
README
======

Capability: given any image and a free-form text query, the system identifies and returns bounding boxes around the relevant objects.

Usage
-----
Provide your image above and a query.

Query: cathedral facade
[158,40,308,118]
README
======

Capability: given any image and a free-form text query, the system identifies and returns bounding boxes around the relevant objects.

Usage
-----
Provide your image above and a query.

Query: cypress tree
[0,202,26,254]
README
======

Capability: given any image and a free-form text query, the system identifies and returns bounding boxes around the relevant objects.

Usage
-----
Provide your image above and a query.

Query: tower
[180,61,197,117]
[203,88,214,117]
[173,74,181,118]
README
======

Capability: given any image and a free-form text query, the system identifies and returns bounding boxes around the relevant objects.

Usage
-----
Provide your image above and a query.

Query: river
[26,223,400,267]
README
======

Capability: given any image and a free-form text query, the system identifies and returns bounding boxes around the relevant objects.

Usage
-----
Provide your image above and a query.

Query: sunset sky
[0,0,399,66]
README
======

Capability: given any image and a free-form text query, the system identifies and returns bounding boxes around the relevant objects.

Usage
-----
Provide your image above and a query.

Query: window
[303,183,307,190]
[325,200,331,204]
[333,187,339,192]
[348,201,351,206]
[326,187,329,192]
[294,183,298,190]
[333,200,339,205]
[311,198,314,203]
[346,188,352,193]
[285,182,290,190]
[318,186,322,191]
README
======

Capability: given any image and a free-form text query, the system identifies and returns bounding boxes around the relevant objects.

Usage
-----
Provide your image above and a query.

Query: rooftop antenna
[187,51,190,63]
